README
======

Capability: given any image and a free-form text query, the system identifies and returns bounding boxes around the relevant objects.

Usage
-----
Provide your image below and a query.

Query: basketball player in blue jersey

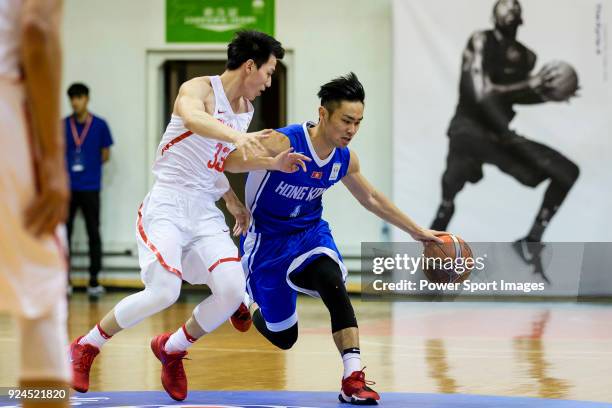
[224,73,445,405]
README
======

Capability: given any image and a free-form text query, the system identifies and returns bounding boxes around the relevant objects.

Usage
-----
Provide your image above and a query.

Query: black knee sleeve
[253,308,298,350]
[291,256,357,333]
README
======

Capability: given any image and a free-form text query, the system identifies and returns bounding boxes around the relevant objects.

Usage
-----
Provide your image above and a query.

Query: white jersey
[0,0,22,81]
[152,75,254,199]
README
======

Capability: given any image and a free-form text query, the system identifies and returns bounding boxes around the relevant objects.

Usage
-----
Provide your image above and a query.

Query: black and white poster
[392,0,611,242]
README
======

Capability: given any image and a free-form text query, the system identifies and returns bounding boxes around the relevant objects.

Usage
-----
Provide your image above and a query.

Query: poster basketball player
[430,0,580,266]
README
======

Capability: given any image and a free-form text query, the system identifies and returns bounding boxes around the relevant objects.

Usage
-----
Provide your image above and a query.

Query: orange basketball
[422,234,473,284]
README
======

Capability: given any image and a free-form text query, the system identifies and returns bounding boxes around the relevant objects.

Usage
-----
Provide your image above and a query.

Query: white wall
[63,0,393,257]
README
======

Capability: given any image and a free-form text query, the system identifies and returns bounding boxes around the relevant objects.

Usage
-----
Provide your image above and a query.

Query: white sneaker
[87,285,106,296]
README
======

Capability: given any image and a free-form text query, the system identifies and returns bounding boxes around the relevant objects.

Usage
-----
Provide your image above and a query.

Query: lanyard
[70,114,93,152]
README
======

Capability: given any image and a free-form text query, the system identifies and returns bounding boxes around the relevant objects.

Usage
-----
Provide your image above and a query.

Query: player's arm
[223,131,310,173]
[489,49,550,104]
[221,183,250,237]
[463,32,539,133]
[467,32,545,103]
[341,150,443,243]
[20,0,69,236]
[175,79,270,158]
[508,49,554,105]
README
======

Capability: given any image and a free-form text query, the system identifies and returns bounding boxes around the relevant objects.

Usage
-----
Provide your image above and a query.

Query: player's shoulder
[468,29,490,46]
[186,75,212,86]
[343,147,358,176]
[344,146,355,161]
[470,29,490,38]
[179,76,213,96]
[337,146,352,169]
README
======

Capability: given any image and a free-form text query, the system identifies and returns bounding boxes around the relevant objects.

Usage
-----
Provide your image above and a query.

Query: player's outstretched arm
[21,0,69,237]
[342,151,444,243]
[223,131,310,173]
[175,78,270,158]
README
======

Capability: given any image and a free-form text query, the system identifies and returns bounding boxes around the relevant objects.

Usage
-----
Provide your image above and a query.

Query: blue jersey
[245,122,351,235]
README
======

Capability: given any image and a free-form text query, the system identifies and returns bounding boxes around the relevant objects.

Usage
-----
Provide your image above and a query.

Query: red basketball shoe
[339,368,380,405]
[230,302,252,332]
[150,333,188,401]
[69,336,100,393]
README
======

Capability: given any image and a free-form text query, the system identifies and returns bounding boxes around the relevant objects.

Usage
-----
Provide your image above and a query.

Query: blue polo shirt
[64,114,114,191]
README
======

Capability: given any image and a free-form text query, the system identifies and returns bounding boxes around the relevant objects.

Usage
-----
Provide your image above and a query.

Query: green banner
[166,0,275,43]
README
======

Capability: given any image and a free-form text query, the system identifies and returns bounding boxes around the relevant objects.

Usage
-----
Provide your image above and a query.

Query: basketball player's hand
[528,74,544,91]
[235,129,273,160]
[530,66,559,94]
[532,66,578,102]
[272,148,311,173]
[226,198,250,237]
[411,228,446,244]
[25,157,69,237]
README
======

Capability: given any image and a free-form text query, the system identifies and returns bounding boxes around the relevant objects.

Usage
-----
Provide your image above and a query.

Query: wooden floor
[1,292,611,404]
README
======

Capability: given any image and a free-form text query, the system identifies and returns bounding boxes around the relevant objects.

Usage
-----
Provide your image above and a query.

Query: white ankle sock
[342,348,362,379]
[79,324,111,349]
[164,325,196,353]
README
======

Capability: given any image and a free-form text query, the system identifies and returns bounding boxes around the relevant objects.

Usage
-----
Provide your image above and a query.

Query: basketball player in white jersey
[0,1,70,407]
[69,31,308,402]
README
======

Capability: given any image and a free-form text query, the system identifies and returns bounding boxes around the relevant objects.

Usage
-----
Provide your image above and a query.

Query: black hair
[317,72,365,113]
[67,83,89,98]
[226,30,285,70]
